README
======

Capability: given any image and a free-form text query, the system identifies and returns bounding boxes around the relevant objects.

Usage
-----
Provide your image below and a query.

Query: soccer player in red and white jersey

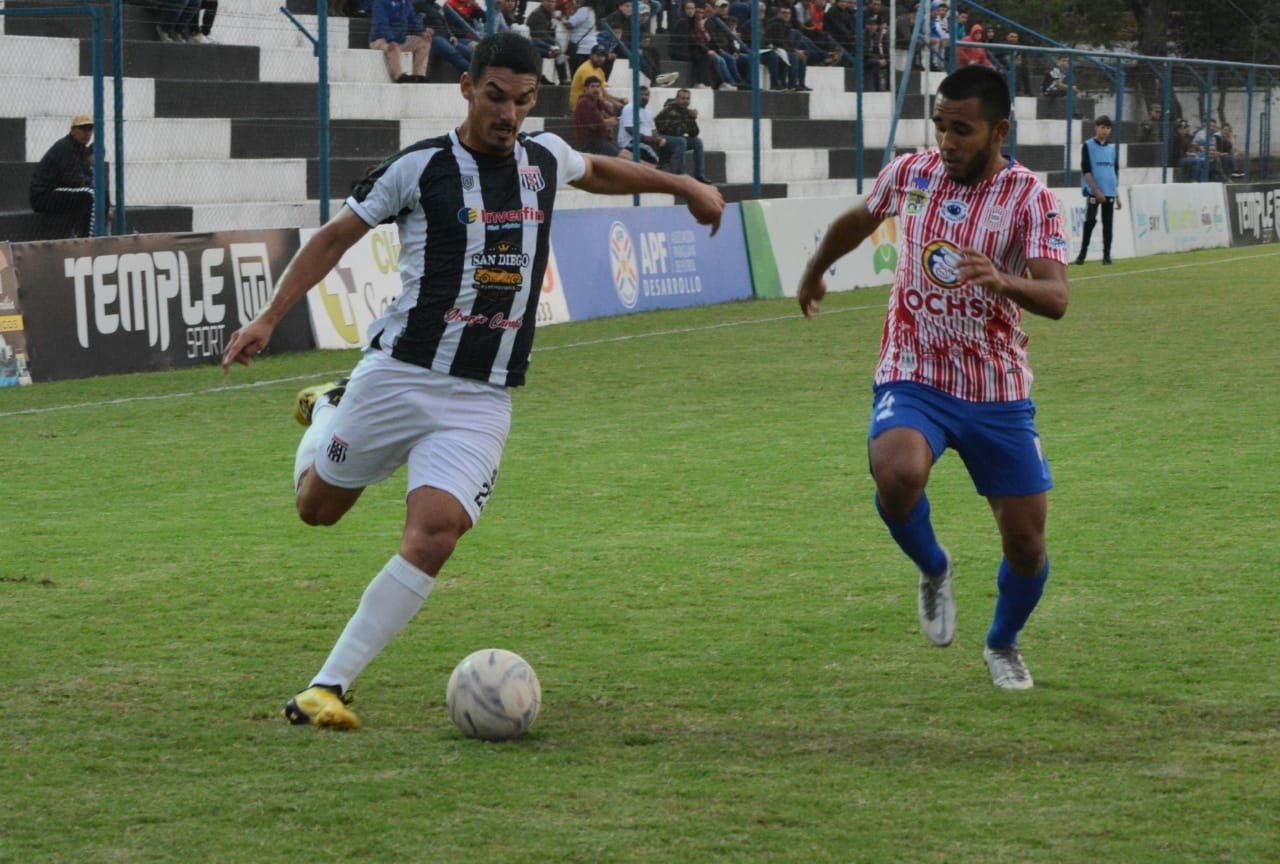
[797,65,1069,690]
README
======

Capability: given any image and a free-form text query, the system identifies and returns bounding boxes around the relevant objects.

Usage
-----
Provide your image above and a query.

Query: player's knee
[870,455,928,504]
[1002,531,1046,575]
[400,527,462,575]
[296,496,341,526]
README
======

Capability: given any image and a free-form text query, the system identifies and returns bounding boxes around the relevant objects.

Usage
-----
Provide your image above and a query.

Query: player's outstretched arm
[221,206,371,373]
[572,154,725,236]
[797,201,882,319]
[958,251,1068,319]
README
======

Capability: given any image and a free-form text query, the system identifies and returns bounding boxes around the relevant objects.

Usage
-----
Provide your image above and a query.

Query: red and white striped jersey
[865,150,1069,402]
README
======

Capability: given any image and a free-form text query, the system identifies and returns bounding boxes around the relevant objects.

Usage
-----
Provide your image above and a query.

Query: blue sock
[986,557,1049,649]
[876,493,949,579]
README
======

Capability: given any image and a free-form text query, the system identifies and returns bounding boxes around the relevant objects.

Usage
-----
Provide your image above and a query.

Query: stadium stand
[0,0,1168,239]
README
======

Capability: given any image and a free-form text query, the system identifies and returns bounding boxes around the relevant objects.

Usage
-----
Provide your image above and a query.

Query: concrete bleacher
[0,0,1123,241]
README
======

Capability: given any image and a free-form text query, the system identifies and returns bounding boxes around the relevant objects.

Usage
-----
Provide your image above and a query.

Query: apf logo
[608,221,640,309]
[921,239,963,288]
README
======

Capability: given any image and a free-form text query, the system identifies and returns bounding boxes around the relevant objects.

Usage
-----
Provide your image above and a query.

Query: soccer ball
[446,648,541,741]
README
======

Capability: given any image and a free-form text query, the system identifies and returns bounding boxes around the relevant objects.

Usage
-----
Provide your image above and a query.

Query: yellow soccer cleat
[294,379,348,426]
[283,685,361,730]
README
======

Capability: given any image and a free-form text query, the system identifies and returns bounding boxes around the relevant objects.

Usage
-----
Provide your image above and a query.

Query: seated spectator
[29,115,103,238]
[156,0,201,42]
[1218,122,1241,178]
[525,0,572,83]
[927,0,949,71]
[863,17,890,90]
[654,88,710,182]
[823,0,858,65]
[602,0,679,87]
[671,2,724,90]
[445,0,485,31]
[370,0,430,82]
[1138,104,1165,143]
[179,0,218,43]
[618,86,687,170]
[1171,118,1204,182]
[573,76,621,155]
[1040,55,1077,99]
[417,0,474,75]
[791,0,841,67]
[763,5,808,91]
[709,1,752,88]
[992,30,1032,96]
[956,23,993,68]
[569,44,629,114]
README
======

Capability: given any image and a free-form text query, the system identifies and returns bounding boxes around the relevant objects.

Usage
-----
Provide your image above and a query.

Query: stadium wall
[3,182,1274,385]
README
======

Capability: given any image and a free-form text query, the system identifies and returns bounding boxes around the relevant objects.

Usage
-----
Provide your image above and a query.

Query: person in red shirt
[572,76,620,155]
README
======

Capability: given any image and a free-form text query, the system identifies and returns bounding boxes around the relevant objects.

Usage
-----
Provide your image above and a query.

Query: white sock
[293,401,337,491]
[310,554,435,694]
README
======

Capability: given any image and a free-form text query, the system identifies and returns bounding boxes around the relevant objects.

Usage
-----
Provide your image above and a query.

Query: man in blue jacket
[371,0,431,82]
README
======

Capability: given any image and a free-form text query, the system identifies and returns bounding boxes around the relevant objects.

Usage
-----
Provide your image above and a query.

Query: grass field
[2,246,1278,863]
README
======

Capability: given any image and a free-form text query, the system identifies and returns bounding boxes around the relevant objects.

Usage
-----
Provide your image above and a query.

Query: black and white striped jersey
[347,129,586,387]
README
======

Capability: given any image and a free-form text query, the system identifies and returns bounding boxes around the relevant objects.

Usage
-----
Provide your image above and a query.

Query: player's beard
[946,136,998,186]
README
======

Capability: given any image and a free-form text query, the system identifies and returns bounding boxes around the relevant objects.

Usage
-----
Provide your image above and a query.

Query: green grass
[2,246,1278,862]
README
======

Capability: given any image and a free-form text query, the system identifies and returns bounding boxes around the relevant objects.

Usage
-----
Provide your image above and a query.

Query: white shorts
[312,352,512,525]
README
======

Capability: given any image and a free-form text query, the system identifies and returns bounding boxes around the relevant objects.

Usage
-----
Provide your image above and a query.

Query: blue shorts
[867,381,1053,498]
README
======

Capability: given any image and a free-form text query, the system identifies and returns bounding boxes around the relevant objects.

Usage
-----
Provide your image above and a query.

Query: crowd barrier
[2,181,1277,386]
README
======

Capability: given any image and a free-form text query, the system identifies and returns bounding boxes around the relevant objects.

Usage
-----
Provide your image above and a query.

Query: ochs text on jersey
[61,243,278,359]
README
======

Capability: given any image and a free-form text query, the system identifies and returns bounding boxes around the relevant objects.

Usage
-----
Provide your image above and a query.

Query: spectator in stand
[573,76,621,155]
[1218,122,1240,178]
[763,5,808,91]
[1171,119,1204,182]
[157,0,201,42]
[709,1,752,88]
[180,0,218,43]
[1138,104,1165,143]
[569,44,629,113]
[670,1,723,90]
[618,85,687,171]
[417,0,475,75]
[863,17,890,90]
[792,0,842,67]
[655,87,711,182]
[445,0,485,32]
[895,1,922,69]
[29,115,102,237]
[561,0,601,73]
[1192,119,1226,181]
[526,0,572,83]
[603,0,679,86]
[370,0,431,82]
[956,22,994,69]
[824,0,859,66]
[927,0,949,71]
[1040,55,1077,99]
[993,30,1031,96]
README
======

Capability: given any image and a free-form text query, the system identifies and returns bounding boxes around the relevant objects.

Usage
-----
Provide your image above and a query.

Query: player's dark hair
[937,65,1011,125]
[469,31,542,82]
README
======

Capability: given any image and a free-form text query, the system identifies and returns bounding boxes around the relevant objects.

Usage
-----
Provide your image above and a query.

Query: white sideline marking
[3,248,1277,419]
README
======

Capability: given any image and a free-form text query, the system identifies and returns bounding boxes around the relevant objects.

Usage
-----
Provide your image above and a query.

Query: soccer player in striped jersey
[797,65,1069,690]
[221,31,724,729]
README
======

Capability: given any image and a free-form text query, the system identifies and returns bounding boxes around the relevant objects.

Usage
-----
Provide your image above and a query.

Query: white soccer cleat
[918,548,956,647]
[984,645,1034,690]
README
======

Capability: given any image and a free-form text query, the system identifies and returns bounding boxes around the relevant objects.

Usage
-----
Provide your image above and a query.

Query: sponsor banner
[1127,183,1231,257]
[303,224,403,350]
[745,196,899,298]
[1223,182,1280,246]
[11,231,313,383]
[304,223,572,350]
[0,242,32,388]
[1048,187,1137,261]
[550,204,752,320]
